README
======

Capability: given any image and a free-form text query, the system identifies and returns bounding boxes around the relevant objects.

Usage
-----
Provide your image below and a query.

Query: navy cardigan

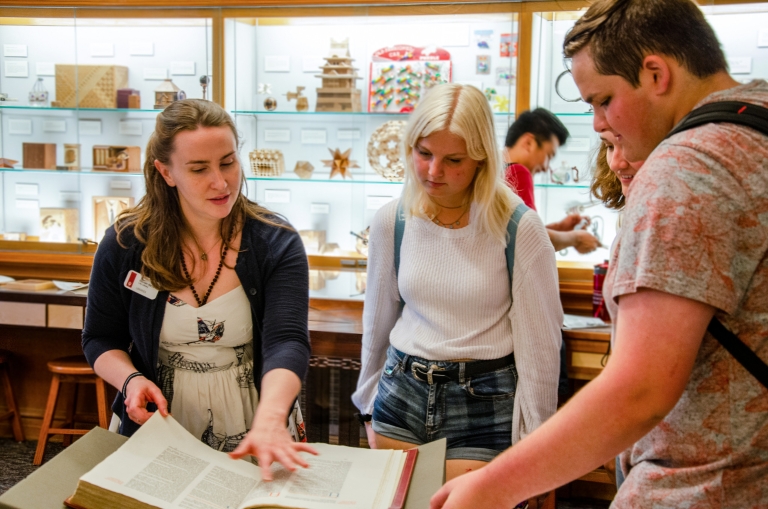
[82,216,311,437]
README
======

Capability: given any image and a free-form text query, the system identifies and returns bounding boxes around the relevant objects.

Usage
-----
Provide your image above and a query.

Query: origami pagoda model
[315,39,362,112]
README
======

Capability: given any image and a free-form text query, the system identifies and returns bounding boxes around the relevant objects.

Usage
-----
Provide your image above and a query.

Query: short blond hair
[400,84,515,245]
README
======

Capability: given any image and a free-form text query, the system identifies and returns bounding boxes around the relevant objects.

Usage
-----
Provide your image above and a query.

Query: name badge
[124,270,159,300]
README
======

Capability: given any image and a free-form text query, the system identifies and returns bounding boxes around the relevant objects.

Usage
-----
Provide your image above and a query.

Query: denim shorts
[372,345,516,462]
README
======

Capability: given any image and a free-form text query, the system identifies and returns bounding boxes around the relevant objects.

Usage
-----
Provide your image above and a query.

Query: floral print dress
[158,285,306,452]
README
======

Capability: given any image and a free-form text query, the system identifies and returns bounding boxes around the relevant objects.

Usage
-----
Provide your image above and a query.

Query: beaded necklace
[180,223,234,307]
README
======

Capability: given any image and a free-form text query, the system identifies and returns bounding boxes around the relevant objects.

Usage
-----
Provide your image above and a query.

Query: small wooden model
[0,158,18,168]
[22,143,56,169]
[93,196,134,242]
[64,144,80,171]
[285,86,309,112]
[117,88,141,109]
[293,161,314,179]
[249,149,285,177]
[93,146,141,172]
[299,230,327,254]
[315,39,362,112]
[367,120,406,181]
[154,79,185,109]
[323,147,359,179]
[39,208,79,243]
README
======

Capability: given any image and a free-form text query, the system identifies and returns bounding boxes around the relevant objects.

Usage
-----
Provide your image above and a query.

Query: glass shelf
[246,174,403,185]
[233,110,515,117]
[554,112,593,117]
[0,167,145,176]
[534,183,590,189]
[0,104,161,113]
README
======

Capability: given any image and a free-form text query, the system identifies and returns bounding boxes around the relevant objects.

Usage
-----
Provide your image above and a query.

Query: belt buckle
[411,361,445,385]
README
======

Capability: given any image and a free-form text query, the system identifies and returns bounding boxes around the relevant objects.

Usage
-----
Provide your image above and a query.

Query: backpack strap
[708,318,768,389]
[505,203,531,292]
[666,100,768,140]
[664,99,768,389]
[394,201,406,313]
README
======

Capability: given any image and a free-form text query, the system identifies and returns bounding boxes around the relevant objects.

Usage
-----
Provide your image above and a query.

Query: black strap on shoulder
[666,100,768,389]
[666,100,768,139]
[708,318,768,389]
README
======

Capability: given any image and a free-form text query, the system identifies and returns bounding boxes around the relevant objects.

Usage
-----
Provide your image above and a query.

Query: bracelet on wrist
[122,371,145,400]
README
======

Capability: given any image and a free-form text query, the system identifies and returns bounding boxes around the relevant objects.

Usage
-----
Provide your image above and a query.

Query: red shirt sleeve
[504,163,536,211]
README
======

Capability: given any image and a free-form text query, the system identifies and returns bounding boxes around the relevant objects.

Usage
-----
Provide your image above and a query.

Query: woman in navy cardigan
[82,99,314,480]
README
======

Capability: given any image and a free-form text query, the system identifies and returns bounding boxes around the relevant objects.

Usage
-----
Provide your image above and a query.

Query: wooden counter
[0,284,608,439]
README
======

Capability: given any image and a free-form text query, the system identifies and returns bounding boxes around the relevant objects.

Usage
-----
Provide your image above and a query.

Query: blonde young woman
[352,84,562,481]
[82,99,315,480]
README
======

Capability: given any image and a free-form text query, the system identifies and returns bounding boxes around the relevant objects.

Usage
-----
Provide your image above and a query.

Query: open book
[65,413,418,509]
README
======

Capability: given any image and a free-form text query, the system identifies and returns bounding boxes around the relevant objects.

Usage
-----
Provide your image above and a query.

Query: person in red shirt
[503,108,599,254]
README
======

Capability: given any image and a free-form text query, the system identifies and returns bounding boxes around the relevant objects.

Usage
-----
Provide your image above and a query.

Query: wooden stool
[33,355,110,465]
[0,349,25,442]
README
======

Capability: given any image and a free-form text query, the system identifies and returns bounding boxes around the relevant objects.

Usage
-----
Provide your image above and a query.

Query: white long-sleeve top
[352,198,563,443]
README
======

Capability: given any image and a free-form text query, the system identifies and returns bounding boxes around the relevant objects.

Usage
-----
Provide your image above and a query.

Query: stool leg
[0,364,25,442]
[95,377,109,429]
[34,373,61,466]
[62,383,79,447]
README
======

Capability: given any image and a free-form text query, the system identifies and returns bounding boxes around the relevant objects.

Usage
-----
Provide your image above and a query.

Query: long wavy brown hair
[114,99,287,291]
[590,142,625,210]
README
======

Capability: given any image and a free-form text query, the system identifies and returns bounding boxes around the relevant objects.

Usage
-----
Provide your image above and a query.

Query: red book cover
[389,448,419,509]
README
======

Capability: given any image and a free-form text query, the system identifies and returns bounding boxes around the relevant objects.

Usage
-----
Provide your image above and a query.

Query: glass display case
[225,7,519,269]
[0,8,213,244]
[530,3,768,262]
[1,1,765,298]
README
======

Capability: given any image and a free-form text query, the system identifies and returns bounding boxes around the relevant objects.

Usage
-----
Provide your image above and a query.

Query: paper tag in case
[124,270,158,300]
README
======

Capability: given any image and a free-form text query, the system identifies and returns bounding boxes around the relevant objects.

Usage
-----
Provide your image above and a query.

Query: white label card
[170,61,196,76]
[16,199,39,210]
[129,42,154,56]
[264,189,291,203]
[124,270,159,300]
[8,119,32,135]
[4,61,28,78]
[564,137,591,152]
[110,180,132,190]
[43,120,67,133]
[367,195,394,210]
[79,119,102,136]
[311,203,330,214]
[15,183,38,196]
[119,120,143,136]
[264,129,291,143]
[3,44,27,57]
[337,129,361,140]
[301,129,327,145]
[36,62,56,76]
[758,28,768,48]
[143,67,167,80]
[728,57,752,75]
[264,55,290,72]
[90,43,114,57]
[60,192,81,201]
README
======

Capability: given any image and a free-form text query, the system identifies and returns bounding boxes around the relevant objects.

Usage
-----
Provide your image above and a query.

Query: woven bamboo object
[53,65,128,108]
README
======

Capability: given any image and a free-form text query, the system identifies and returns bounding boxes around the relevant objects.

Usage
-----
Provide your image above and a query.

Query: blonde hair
[401,84,515,246]
[115,99,287,291]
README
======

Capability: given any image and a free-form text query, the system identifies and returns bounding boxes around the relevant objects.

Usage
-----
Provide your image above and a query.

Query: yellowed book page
[369,450,408,509]
[241,444,402,509]
[78,413,262,509]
